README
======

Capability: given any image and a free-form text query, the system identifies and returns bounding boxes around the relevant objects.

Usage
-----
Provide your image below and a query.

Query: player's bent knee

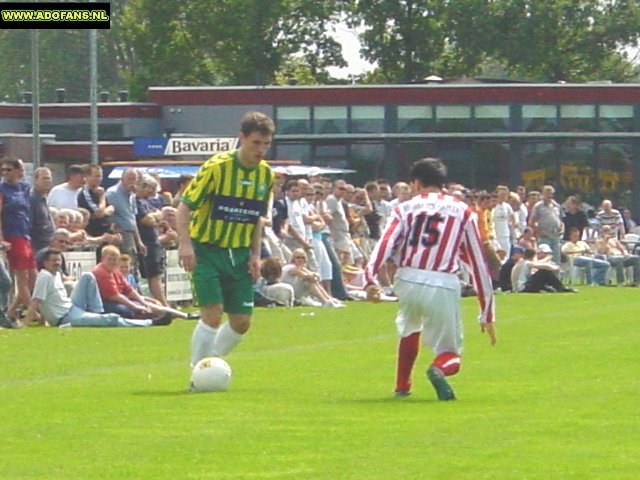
[432,352,461,376]
[228,314,251,334]
[200,304,224,328]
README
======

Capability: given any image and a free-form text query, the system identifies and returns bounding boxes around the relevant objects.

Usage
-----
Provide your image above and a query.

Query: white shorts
[393,267,463,356]
[312,237,332,281]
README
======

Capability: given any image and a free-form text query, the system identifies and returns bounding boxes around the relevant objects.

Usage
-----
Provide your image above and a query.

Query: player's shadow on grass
[339,397,440,404]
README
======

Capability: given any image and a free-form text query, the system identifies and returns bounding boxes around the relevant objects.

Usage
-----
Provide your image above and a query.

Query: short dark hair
[67,164,85,177]
[240,112,275,137]
[284,179,300,192]
[1,157,22,170]
[410,158,447,188]
[42,247,62,262]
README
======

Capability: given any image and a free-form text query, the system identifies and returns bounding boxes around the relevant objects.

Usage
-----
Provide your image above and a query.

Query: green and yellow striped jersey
[181,150,274,248]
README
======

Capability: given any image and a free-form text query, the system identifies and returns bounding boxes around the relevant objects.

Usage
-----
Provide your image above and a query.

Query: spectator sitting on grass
[512,245,576,293]
[256,256,294,307]
[282,248,345,308]
[23,248,169,328]
[91,245,172,321]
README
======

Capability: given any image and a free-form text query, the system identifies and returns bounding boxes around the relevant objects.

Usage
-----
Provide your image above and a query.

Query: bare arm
[176,201,196,271]
[248,217,264,282]
[23,298,42,326]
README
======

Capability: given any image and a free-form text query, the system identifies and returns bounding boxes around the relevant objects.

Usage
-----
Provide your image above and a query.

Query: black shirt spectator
[272,197,288,236]
[563,196,589,241]
[78,186,113,237]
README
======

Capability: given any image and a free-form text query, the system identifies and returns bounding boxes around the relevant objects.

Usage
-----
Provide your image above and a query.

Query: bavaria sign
[134,136,238,157]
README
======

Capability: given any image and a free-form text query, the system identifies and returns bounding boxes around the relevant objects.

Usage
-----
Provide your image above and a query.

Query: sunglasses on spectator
[1,168,14,172]
[293,256,307,260]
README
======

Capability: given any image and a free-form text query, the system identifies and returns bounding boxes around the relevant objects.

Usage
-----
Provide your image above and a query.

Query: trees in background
[0,0,638,102]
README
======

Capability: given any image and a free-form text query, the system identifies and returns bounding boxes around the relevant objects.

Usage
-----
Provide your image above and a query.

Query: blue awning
[108,164,355,180]
[108,165,199,179]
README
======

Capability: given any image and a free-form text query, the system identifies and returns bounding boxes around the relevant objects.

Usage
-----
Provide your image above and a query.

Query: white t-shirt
[493,202,513,239]
[32,270,72,323]
[285,197,306,240]
[47,183,82,209]
[325,194,351,248]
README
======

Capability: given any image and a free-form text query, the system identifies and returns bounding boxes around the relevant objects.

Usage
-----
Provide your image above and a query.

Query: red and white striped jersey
[365,192,495,324]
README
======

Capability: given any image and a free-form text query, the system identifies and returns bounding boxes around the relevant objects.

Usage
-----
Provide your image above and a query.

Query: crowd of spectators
[0,159,182,328]
[1,154,639,327]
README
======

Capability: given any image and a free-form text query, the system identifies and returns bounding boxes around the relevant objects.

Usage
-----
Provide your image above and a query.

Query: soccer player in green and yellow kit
[176,112,275,369]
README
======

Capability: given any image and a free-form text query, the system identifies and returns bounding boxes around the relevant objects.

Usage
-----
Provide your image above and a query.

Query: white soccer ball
[190,357,232,392]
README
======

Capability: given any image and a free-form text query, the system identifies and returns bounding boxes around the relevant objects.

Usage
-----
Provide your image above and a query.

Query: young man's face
[86,168,103,188]
[286,185,301,200]
[238,132,272,166]
[68,172,86,189]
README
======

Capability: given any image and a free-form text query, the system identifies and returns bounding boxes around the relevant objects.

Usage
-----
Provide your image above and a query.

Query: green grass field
[1,287,638,479]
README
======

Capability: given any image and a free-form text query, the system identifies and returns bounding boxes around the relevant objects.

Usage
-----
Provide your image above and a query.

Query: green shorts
[191,242,254,315]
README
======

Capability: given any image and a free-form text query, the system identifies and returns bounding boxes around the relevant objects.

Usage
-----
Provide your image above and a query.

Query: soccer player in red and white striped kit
[365,158,496,400]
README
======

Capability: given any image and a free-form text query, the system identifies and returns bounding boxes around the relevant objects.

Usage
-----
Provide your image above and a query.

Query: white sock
[190,320,218,367]
[212,322,244,356]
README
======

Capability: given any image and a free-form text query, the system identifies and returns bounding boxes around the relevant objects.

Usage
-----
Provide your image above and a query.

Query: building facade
[1,83,639,209]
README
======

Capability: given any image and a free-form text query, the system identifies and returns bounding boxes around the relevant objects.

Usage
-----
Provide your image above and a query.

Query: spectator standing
[47,164,85,210]
[622,208,637,233]
[29,167,55,252]
[176,112,275,368]
[524,190,541,224]
[136,175,168,306]
[364,158,496,400]
[563,196,590,241]
[597,200,625,239]
[299,179,332,292]
[0,157,36,322]
[78,164,115,238]
[326,179,359,265]
[283,179,314,254]
[493,186,515,259]
[106,168,147,266]
[529,185,564,265]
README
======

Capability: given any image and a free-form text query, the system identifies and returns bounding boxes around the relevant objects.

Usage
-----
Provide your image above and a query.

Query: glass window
[522,105,558,132]
[313,106,347,134]
[598,142,634,207]
[434,139,473,186]
[38,124,124,141]
[275,142,311,164]
[312,142,349,169]
[397,105,433,133]
[474,105,510,132]
[435,106,472,132]
[395,141,436,181]
[521,142,557,190]
[559,105,596,132]
[276,106,310,134]
[599,105,635,132]
[558,140,595,203]
[350,106,385,133]
[350,142,385,184]
[474,141,510,190]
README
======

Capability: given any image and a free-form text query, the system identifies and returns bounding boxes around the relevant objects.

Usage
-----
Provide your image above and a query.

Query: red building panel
[148,85,640,106]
